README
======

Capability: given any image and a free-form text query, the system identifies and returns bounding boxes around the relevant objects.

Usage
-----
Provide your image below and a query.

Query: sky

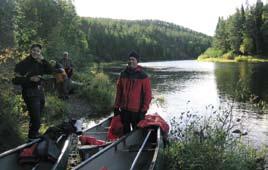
[73,0,267,36]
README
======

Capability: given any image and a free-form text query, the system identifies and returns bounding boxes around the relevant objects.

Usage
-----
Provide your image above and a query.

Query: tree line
[0,0,211,63]
[206,0,268,58]
[80,18,211,61]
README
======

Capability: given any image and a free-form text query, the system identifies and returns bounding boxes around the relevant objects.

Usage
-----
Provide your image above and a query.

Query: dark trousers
[22,93,45,139]
[120,110,145,134]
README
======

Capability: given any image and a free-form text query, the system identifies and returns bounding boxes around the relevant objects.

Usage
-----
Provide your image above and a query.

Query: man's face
[128,57,138,69]
[31,47,41,59]
[63,54,68,59]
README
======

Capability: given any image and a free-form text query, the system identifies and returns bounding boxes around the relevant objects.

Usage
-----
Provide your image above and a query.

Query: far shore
[197,55,268,63]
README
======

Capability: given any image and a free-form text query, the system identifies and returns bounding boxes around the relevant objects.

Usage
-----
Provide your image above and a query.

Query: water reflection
[141,61,219,119]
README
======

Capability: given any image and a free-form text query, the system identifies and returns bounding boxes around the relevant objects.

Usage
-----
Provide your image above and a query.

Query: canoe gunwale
[148,127,161,170]
[130,129,153,170]
[82,115,113,133]
[51,135,72,170]
[0,139,41,159]
[0,134,72,170]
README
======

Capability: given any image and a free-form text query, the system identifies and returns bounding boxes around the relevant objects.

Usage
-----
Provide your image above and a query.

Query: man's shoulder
[16,56,31,66]
[120,69,148,79]
[119,70,126,77]
[138,69,148,79]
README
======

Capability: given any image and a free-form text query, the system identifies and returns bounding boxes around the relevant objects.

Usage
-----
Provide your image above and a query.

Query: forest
[200,0,268,60]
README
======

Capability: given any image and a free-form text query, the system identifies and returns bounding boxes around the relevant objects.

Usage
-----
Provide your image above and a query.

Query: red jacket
[114,66,152,113]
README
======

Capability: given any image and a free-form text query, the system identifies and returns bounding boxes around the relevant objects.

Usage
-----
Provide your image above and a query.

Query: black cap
[30,43,42,50]
[128,51,140,62]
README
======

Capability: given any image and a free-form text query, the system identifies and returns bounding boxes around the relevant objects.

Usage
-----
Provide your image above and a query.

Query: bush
[77,67,115,114]
[42,94,70,125]
[163,105,265,170]
[222,51,235,60]
[198,48,224,59]
[0,90,25,152]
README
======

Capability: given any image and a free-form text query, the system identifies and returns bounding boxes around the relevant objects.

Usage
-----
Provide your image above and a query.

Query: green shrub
[222,51,235,60]
[43,94,70,125]
[0,90,25,151]
[163,106,265,170]
[199,48,224,58]
[77,67,115,114]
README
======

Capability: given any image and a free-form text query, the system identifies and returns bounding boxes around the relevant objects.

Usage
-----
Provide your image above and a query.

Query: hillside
[81,18,212,61]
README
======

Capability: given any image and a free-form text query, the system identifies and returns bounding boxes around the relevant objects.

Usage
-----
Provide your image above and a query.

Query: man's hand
[140,110,147,115]
[114,108,121,116]
[30,75,41,82]
[36,55,44,63]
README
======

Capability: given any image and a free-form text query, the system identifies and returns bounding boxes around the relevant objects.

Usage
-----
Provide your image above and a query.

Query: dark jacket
[12,55,52,96]
[114,65,152,113]
[60,58,73,69]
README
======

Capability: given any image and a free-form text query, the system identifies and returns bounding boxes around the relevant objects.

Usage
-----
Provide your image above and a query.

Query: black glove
[140,110,147,115]
[114,108,121,116]
[139,111,147,120]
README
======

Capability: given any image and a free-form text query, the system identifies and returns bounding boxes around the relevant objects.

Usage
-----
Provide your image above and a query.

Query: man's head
[128,51,140,69]
[30,44,42,59]
[49,60,57,67]
[63,51,69,59]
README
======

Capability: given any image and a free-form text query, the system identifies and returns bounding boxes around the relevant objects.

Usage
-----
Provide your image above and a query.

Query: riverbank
[197,55,268,63]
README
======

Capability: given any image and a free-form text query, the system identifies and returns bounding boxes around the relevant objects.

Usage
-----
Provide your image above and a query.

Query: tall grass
[163,105,266,170]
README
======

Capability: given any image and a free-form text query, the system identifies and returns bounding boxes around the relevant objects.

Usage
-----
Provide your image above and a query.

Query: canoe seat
[78,142,112,161]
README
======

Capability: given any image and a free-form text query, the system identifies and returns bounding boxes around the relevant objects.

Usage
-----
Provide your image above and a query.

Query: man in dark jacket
[12,44,53,140]
[60,51,73,78]
[114,51,152,134]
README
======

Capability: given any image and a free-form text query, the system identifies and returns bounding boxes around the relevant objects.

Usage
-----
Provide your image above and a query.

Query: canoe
[0,134,71,170]
[77,116,113,161]
[73,127,164,170]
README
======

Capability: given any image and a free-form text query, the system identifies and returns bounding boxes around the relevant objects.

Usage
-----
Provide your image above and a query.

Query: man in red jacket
[114,51,152,134]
